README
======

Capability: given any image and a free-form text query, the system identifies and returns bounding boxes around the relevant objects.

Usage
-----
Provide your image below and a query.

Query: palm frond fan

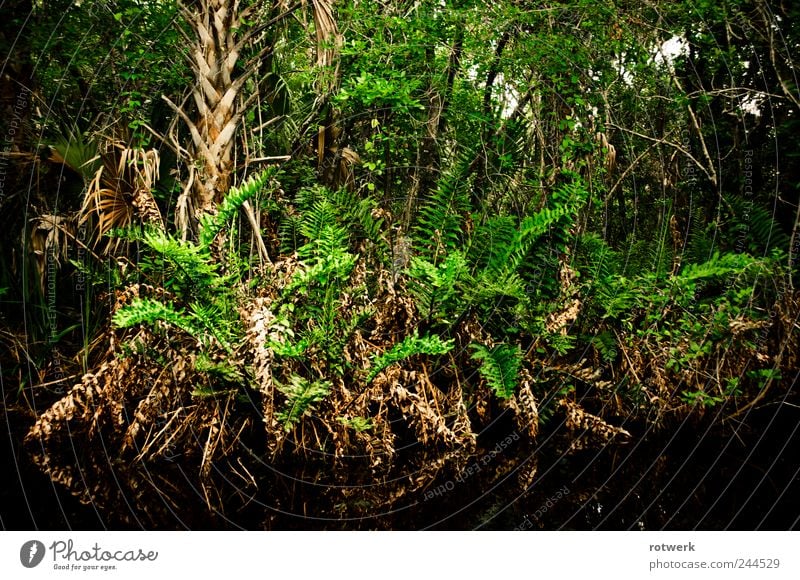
[80,143,163,253]
[49,130,102,180]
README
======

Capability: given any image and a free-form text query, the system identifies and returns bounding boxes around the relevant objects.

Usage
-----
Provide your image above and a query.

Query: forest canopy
[1,0,798,530]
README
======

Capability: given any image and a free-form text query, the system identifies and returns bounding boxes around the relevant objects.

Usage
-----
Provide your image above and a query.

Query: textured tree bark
[164,0,265,218]
[166,0,338,230]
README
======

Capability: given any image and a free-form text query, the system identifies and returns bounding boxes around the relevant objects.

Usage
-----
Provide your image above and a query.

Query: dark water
[3,390,799,530]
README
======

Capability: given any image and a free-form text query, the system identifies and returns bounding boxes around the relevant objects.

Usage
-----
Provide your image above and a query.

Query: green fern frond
[194,352,244,383]
[198,169,274,249]
[112,297,198,336]
[299,197,339,245]
[299,221,350,263]
[590,330,618,362]
[276,374,332,430]
[413,148,474,260]
[141,229,222,296]
[510,204,576,272]
[470,342,522,399]
[295,197,350,262]
[468,270,528,304]
[337,416,374,432]
[406,251,467,322]
[189,301,238,351]
[284,250,357,297]
[328,187,388,250]
[278,212,303,254]
[685,205,713,266]
[489,180,588,278]
[367,332,454,382]
[574,233,620,283]
[467,216,519,275]
[725,194,791,254]
[678,251,758,283]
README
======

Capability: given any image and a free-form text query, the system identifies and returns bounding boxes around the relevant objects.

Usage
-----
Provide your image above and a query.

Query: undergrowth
[24,162,797,527]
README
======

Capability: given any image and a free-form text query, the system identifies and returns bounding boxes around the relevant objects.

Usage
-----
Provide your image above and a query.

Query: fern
[298,204,350,263]
[279,198,365,372]
[725,194,791,254]
[194,352,244,383]
[654,209,677,278]
[276,374,332,430]
[493,179,588,277]
[680,204,713,267]
[337,416,374,432]
[413,148,473,260]
[112,296,239,351]
[280,184,387,259]
[328,187,388,251]
[678,251,758,283]
[284,249,357,297]
[592,274,636,321]
[198,169,274,250]
[141,229,222,298]
[543,331,577,356]
[590,330,618,362]
[406,251,467,323]
[574,233,620,283]
[278,211,303,255]
[367,332,454,382]
[466,269,528,305]
[113,297,198,337]
[189,301,238,351]
[467,216,519,275]
[470,342,522,399]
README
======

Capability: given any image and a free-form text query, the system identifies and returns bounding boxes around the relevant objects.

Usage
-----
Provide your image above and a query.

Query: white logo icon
[20,540,46,568]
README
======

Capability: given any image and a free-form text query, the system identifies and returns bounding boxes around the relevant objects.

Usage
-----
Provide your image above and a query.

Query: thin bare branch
[609,122,717,185]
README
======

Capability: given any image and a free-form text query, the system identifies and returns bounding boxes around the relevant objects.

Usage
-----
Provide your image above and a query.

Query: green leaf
[367,332,454,382]
[276,375,332,430]
[470,343,522,399]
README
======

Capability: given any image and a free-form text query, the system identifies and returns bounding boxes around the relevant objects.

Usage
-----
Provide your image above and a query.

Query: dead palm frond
[310,0,342,72]
[80,143,163,253]
[28,214,74,296]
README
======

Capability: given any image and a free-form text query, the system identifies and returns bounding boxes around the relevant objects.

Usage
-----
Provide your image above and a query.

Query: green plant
[367,332,454,382]
[113,297,198,337]
[412,148,474,260]
[337,416,374,432]
[406,251,467,325]
[276,374,332,430]
[590,330,618,362]
[679,388,723,408]
[198,170,275,249]
[470,343,522,399]
[725,194,791,255]
[112,173,273,354]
